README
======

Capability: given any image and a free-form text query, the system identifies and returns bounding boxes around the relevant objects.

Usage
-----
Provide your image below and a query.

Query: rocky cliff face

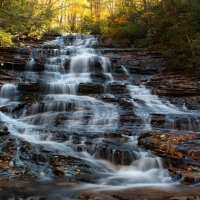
[0,34,200,199]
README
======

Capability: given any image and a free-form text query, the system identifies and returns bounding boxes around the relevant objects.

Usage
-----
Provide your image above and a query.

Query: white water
[3,34,200,190]
[23,94,119,131]
[0,108,172,188]
[0,83,18,107]
[127,85,186,115]
[127,84,200,133]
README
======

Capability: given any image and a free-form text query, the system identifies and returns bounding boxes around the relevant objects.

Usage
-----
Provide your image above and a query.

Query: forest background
[0,0,199,74]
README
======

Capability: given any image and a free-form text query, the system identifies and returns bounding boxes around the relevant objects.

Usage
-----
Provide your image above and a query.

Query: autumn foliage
[0,0,200,74]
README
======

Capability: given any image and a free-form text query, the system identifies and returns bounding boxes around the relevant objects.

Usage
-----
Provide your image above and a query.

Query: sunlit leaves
[0,29,13,47]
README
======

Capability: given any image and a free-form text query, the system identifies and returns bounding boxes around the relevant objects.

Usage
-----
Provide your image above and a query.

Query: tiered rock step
[1,38,200,189]
[147,73,200,110]
[0,47,30,70]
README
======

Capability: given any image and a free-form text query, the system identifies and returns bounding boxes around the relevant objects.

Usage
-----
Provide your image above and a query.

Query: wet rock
[120,113,139,123]
[89,59,102,73]
[53,167,65,176]
[108,85,127,94]
[0,103,27,117]
[138,132,155,141]
[114,150,137,165]
[2,141,17,155]
[95,144,114,161]
[0,130,9,136]
[55,117,68,127]
[147,73,200,110]
[62,34,76,45]
[84,140,93,145]
[26,61,45,72]
[0,69,21,84]
[18,82,43,103]
[20,141,33,154]
[63,58,70,71]
[75,186,200,200]
[182,175,200,185]
[94,136,137,165]
[170,198,200,200]
[78,83,103,95]
[72,135,81,144]
[138,132,200,184]
[90,72,108,81]
[0,154,13,170]
[0,144,37,180]
[188,148,200,161]
[157,87,200,97]
[18,82,42,93]
[0,124,8,132]
[49,155,91,177]
[0,48,28,71]
[138,132,197,158]
[130,66,159,74]
[112,194,131,200]
[150,114,165,127]
[163,157,186,169]
[118,100,133,110]
[171,171,182,182]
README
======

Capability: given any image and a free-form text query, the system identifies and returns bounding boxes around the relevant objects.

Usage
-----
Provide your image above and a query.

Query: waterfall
[2,33,200,196]
[0,83,18,106]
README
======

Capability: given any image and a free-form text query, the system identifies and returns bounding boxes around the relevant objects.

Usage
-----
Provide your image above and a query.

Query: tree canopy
[0,0,199,74]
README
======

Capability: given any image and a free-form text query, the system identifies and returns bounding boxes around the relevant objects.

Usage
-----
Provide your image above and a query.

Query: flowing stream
[0,34,200,199]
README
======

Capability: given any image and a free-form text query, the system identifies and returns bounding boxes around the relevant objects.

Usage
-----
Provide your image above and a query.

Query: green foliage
[48,24,70,34]
[80,17,102,35]
[99,0,200,74]
[111,40,122,48]
[133,38,149,48]
[0,0,55,41]
[146,0,200,74]
[121,22,143,38]
[0,29,13,47]
[100,20,109,36]
[102,13,147,47]
[0,0,200,76]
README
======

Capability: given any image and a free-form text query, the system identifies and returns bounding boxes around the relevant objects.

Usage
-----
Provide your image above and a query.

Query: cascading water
[0,83,18,107]
[1,33,200,199]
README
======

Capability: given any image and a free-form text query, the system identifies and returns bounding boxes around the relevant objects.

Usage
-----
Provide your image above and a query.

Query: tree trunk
[162,0,169,10]
[143,0,147,10]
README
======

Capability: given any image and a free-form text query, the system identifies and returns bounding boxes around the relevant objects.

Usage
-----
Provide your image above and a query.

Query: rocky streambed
[0,34,200,199]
